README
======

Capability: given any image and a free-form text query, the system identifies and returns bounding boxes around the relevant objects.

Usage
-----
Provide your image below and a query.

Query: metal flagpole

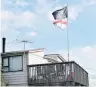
[65,5,70,81]
[66,4,70,62]
[52,5,70,61]
[60,5,70,61]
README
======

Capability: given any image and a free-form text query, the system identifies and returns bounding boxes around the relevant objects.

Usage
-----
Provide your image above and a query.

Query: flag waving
[52,6,68,29]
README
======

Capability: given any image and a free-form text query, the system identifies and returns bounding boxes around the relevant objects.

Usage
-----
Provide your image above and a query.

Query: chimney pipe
[2,37,6,53]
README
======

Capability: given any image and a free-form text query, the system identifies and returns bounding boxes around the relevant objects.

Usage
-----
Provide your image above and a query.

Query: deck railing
[27,61,89,86]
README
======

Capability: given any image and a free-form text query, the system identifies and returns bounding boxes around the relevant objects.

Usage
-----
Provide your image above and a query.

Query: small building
[1,38,89,86]
[1,48,89,86]
[1,48,65,86]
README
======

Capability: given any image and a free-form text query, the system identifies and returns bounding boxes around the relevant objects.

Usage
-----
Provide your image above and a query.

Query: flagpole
[67,4,70,61]
[52,5,70,61]
[67,21,69,62]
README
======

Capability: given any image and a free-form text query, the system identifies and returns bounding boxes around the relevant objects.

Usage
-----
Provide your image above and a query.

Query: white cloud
[1,10,36,32]
[68,0,96,21]
[36,0,47,6]
[68,5,84,21]
[0,10,38,40]
[82,46,93,52]
[27,32,37,37]
[12,11,36,27]
[13,0,29,7]
[52,45,96,86]
[83,0,96,5]
[35,0,50,14]
[47,12,54,21]
[0,11,9,20]
[35,0,59,14]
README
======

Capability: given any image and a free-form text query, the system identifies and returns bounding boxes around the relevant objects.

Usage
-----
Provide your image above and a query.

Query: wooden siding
[2,54,28,86]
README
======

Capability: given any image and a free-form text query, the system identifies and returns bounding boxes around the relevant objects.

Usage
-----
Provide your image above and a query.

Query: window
[2,56,23,72]
[3,58,8,66]
[3,58,9,72]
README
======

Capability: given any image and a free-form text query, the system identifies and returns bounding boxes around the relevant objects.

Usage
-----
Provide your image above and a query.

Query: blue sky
[1,0,96,86]
[1,0,96,51]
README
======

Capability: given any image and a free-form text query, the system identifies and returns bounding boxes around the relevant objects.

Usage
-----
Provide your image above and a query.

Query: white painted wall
[28,50,49,65]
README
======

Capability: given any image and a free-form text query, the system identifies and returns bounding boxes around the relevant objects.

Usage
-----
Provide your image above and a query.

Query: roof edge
[1,48,45,54]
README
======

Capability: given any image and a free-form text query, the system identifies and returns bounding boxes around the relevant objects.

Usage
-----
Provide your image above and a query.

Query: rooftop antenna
[16,39,34,58]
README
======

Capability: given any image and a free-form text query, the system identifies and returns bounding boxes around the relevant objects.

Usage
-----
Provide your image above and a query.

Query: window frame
[2,57,9,67]
[2,55,23,72]
[2,57,9,72]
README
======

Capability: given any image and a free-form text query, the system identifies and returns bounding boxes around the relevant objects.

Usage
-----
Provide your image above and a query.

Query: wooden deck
[27,61,89,86]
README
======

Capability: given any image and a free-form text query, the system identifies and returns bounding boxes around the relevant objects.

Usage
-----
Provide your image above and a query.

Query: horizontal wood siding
[2,54,28,86]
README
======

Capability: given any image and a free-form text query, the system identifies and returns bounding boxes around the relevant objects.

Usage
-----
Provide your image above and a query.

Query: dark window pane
[9,56,22,71]
[3,58,8,66]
